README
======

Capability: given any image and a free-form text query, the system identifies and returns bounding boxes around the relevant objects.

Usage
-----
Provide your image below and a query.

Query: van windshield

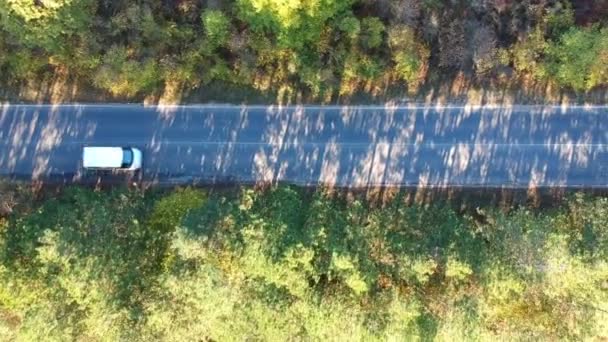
[121,148,133,168]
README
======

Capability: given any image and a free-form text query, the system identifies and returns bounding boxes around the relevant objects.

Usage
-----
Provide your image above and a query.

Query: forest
[0,185,607,340]
[0,0,607,102]
[1,1,608,339]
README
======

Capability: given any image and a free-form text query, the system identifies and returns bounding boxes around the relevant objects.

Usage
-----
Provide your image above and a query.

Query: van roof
[83,147,124,168]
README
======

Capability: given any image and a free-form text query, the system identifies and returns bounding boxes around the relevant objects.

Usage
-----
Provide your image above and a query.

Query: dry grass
[1,70,607,106]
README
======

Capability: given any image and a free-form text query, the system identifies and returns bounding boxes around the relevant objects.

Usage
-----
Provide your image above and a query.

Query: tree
[92,46,160,97]
[510,26,549,80]
[0,0,99,78]
[0,0,96,54]
[471,25,498,74]
[360,17,385,50]
[438,16,466,68]
[202,10,231,49]
[388,24,429,89]
[546,26,608,91]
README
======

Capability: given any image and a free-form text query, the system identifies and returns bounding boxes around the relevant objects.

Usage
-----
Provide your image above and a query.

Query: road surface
[1,104,607,188]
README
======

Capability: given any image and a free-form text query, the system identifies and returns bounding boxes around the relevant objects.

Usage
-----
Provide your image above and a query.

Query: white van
[83,147,143,171]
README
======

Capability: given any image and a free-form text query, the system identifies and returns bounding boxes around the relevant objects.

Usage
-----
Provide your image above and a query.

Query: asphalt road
[1,104,607,188]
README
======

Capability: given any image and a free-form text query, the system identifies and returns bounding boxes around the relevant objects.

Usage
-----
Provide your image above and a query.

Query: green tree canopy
[1,186,607,339]
[547,26,608,91]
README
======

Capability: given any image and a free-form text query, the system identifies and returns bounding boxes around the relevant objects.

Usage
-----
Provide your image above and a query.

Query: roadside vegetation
[0,0,607,102]
[0,185,607,340]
